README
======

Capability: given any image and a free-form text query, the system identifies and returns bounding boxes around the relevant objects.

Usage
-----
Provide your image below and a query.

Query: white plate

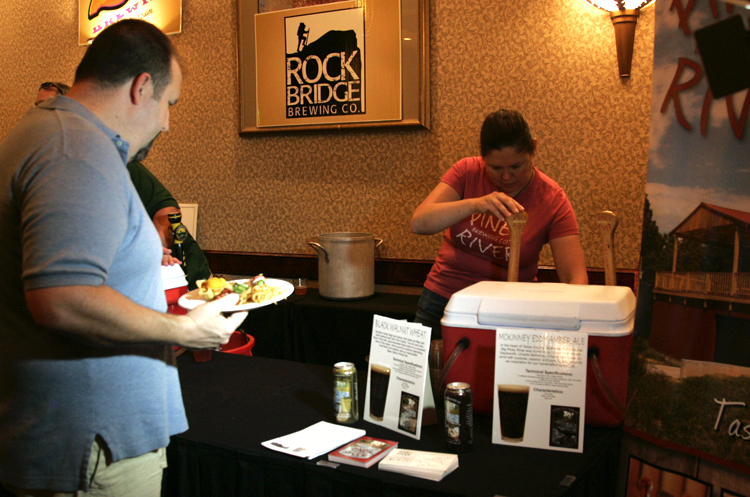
[178,278,294,311]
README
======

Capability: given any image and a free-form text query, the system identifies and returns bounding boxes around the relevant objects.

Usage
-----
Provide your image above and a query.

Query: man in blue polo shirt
[0,20,247,496]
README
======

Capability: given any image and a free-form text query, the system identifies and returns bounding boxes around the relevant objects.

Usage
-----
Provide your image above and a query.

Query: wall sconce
[581,1,656,77]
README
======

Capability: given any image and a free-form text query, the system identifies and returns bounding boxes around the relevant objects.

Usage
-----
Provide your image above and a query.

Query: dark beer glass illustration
[369,364,391,421]
[497,384,529,442]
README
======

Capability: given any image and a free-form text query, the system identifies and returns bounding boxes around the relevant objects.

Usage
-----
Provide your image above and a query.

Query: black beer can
[444,382,473,452]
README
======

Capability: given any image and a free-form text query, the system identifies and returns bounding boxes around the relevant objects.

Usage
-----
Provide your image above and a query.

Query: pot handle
[374,238,383,249]
[308,242,330,263]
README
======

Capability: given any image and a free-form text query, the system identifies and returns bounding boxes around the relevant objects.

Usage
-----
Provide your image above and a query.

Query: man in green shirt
[127,160,211,289]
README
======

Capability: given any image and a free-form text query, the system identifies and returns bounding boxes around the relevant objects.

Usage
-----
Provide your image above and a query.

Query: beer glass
[497,384,529,442]
[369,364,391,421]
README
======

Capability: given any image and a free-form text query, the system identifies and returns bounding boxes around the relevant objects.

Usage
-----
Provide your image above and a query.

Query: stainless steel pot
[308,232,383,300]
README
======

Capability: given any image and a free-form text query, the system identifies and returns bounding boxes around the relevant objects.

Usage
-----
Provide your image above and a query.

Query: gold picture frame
[237,0,430,134]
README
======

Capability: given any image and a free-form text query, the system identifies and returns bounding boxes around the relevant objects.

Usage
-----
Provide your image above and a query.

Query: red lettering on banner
[708,0,735,18]
[669,0,697,35]
[661,1,745,139]
[669,0,734,35]
[661,57,703,130]
[726,91,750,139]
[701,88,750,139]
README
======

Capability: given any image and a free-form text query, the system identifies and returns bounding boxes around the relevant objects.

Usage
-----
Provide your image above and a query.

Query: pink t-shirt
[424,157,580,299]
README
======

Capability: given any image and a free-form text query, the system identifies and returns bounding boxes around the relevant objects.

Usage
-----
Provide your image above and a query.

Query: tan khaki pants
[3,437,167,497]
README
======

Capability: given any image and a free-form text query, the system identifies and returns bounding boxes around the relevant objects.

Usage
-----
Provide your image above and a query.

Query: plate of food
[178,274,294,311]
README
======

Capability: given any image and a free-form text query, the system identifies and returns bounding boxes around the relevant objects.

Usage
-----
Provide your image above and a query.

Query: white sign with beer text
[492,328,588,453]
[365,315,433,440]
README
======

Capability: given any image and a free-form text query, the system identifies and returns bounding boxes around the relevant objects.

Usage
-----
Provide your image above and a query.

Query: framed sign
[78,0,182,45]
[238,0,430,133]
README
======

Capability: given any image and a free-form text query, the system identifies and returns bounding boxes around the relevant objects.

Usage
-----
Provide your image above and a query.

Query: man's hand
[180,299,248,349]
[162,247,182,266]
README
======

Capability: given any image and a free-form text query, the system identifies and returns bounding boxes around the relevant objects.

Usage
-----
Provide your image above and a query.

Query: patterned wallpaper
[0,0,654,272]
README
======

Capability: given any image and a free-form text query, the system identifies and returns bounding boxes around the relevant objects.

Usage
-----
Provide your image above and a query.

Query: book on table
[327,436,398,468]
[378,448,459,482]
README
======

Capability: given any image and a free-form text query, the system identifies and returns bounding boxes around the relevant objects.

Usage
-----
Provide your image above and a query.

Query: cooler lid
[444,281,635,331]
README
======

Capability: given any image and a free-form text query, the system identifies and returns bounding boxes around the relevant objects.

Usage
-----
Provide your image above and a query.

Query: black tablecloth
[240,289,421,371]
[163,352,621,497]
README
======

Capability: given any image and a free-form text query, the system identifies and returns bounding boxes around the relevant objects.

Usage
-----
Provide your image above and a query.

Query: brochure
[492,328,588,453]
[365,315,434,439]
[378,448,459,482]
[261,421,365,459]
[327,436,398,468]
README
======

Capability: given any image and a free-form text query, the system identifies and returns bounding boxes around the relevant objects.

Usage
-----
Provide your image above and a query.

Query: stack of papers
[378,448,459,481]
[262,421,365,460]
[328,436,398,468]
[161,264,187,291]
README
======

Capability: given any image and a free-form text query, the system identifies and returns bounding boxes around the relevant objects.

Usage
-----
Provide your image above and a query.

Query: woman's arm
[549,235,588,284]
[411,183,524,235]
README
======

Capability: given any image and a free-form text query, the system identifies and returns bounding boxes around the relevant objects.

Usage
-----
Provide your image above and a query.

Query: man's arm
[152,205,179,248]
[127,162,184,265]
[127,160,179,249]
[25,285,246,349]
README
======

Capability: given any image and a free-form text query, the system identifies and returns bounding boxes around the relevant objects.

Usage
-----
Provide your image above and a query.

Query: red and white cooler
[441,281,636,427]
[162,264,189,315]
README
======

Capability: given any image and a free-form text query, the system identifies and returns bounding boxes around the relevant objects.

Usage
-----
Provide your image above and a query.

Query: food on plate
[238,274,285,305]
[195,274,285,306]
[197,277,232,301]
[196,277,246,301]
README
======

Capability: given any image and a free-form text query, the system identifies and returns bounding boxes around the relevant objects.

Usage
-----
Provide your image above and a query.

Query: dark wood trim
[204,251,637,290]
[204,251,317,279]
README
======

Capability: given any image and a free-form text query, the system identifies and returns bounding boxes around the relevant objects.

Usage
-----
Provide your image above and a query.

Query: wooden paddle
[597,211,618,286]
[507,211,529,282]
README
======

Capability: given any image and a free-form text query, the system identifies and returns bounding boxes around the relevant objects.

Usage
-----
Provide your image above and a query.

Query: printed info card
[365,315,433,439]
[492,328,588,453]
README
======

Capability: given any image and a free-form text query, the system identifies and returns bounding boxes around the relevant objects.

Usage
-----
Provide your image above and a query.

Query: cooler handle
[477,313,581,330]
[588,347,626,421]
[434,338,469,397]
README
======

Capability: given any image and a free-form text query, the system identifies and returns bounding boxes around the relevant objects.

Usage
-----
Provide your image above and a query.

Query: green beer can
[333,362,359,424]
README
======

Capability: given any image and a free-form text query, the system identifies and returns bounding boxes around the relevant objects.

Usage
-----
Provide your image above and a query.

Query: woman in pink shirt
[411,109,588,338]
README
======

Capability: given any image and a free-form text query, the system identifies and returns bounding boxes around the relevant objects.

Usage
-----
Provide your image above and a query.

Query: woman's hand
[473,192,524,221]
[411,183,524,235]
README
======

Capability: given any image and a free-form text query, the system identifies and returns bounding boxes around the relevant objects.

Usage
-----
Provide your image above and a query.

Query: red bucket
[220,331,255,356]
[165,285,188,353]
[165,286,188,315]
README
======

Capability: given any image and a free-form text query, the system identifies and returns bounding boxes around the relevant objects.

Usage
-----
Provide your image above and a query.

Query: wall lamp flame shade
[581,1,656,77]
[582,1,654,9]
